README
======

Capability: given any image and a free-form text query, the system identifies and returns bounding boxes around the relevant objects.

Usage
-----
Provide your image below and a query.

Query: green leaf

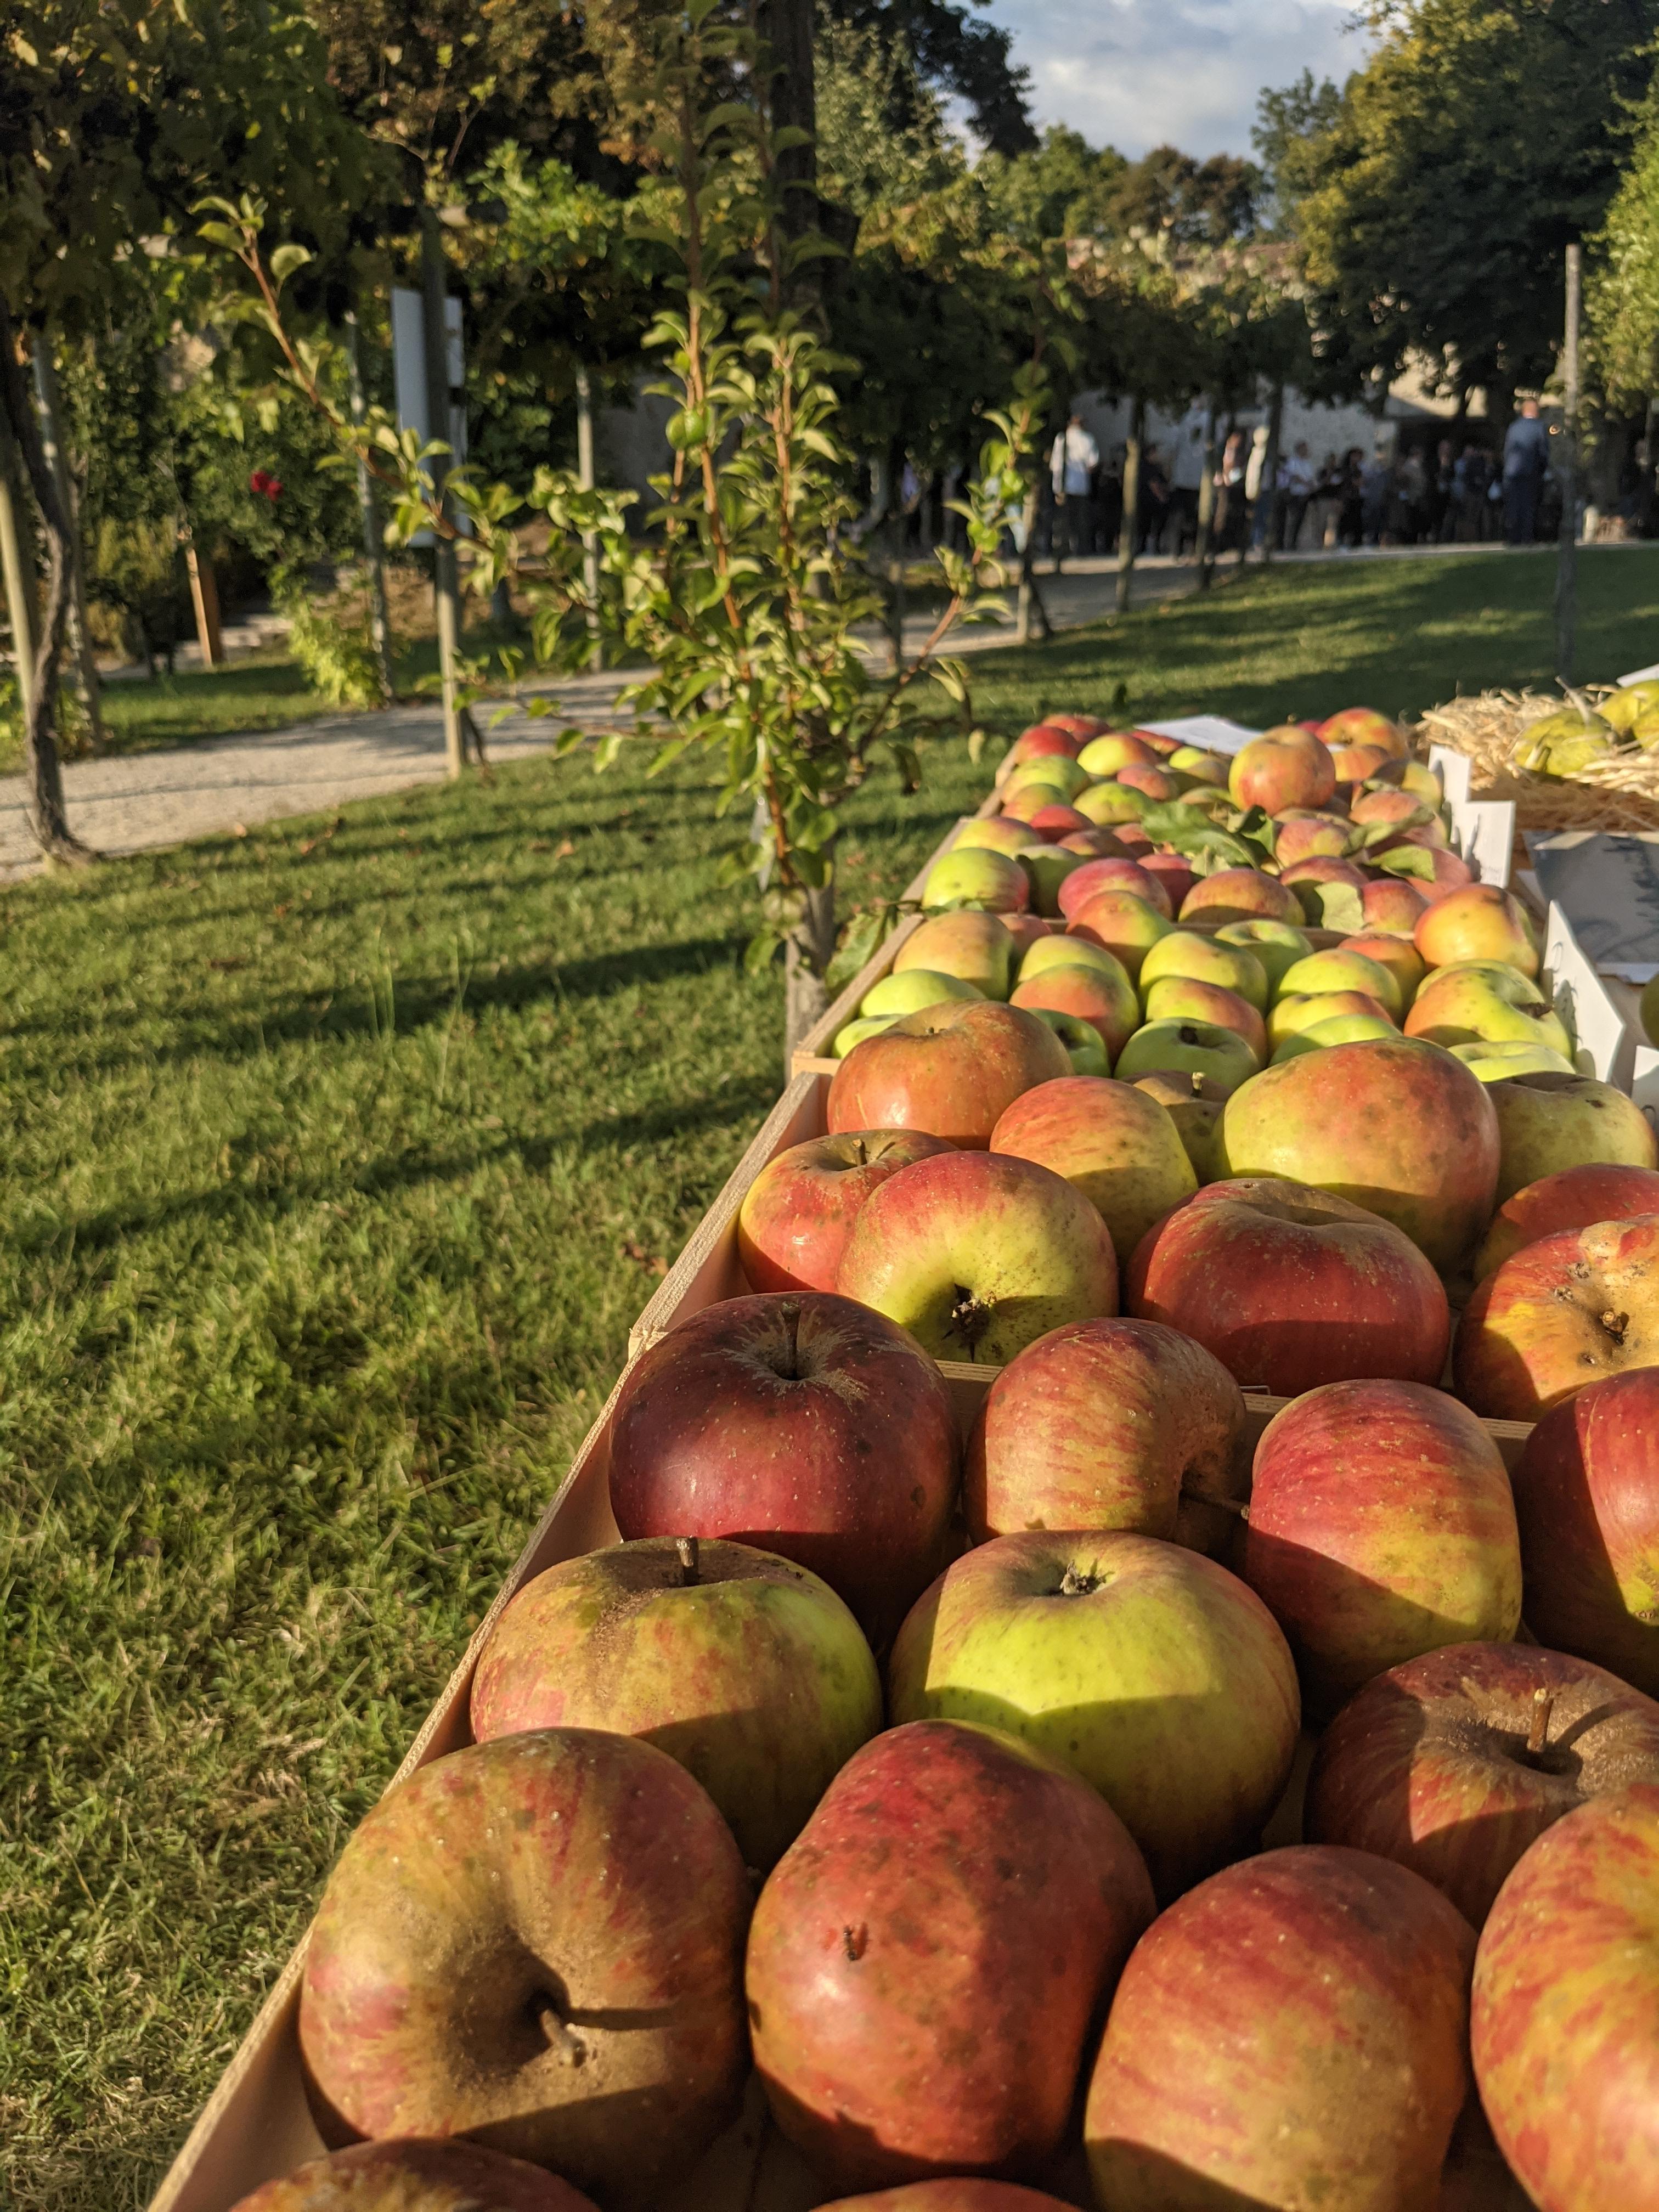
[1375,843,1438,883]
[1304,881,1366,934]
[268,242,311,284]
[744,928,785,978]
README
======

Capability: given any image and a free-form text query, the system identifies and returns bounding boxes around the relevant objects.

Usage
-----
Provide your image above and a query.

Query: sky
[979,0,1371,161]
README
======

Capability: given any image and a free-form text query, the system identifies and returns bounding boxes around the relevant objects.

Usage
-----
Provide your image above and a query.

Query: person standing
[1279,441,1317,550]
[1216,427,1248,551]
[1169,405,1207,555]
[1244,424,1272,552]
[1050,411,1100,568]
[1361,444,1393,544]
[1503,398,1550,547]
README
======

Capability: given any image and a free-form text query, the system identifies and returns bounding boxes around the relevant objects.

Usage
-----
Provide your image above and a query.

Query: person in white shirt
[1169,406,1207,555]
[1279,441,1317,550]
[1050,413,1100,566]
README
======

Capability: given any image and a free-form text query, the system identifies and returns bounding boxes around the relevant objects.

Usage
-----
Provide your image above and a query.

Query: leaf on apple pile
[1304,880,1367,934]
[1373,843,1439,883]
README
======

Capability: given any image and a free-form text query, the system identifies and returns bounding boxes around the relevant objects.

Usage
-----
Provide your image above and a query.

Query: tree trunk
[1115,397,1146,616]
[1259,382,1285,567]
[0,402,36,716]
[421,206,469,777]
[1194,403,1218,592]
[0,297,94,863]
[32,339,106,751]
[783,877,836,1072]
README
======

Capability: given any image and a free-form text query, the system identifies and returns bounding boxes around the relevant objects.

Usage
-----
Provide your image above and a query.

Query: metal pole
[0,404,36,718]
[421,206,467,776]
[31,339,106,746]
[345,312,396,704]
[1555,242,1582,683]
[575,363,601,669]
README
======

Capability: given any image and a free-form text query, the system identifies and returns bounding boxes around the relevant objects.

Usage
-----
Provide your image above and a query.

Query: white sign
[1138,714,1261,756]
[1619,661,1659,686]
[1452,798,1515,889]
[1428,744,1471,808]
[1544,901,1631,1084]
[391,286,468,545]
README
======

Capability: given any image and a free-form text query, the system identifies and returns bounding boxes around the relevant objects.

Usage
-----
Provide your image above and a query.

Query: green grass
[6,541,1659,2210]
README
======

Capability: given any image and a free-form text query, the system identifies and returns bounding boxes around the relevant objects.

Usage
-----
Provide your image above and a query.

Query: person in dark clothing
[1334,448,1365,548]
[1503,399,1550,546]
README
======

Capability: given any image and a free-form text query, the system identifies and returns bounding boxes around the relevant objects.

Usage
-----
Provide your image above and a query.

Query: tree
[1588,77,1659,409]
[819,0,1035,154]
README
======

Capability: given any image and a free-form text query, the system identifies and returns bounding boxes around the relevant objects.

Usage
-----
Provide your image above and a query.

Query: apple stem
[1527,1685,1555,1757]
[676,1536,701,1587]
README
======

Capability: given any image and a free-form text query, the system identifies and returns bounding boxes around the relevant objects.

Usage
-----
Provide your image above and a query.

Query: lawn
[5,541,1659,2211]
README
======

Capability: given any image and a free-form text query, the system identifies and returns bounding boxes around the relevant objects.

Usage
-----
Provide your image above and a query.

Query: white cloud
[980,0,1370,160]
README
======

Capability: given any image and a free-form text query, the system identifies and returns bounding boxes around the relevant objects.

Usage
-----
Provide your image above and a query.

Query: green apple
[1451,1039,1577,1082]
[1020,934,1136,989]
[1404,962,1573,1059]
[922,848,1030,915]
[1138,930,1270,1013]
[1268,990,1395,1051]
[861,969,983,1021]
[1026,1007,1111,1076]
[1131,1071,1229,1182]
[1167,746,1229,788]
[1214,918,1316,995]
[1019,844,1087,918]
[1487,1071,1659,1203]
[895,912,1017,1000]
[1112,1018,1263,1096]
[1277,947,1406,1020]
[1076,782,1150,827]
[1272,1013,1400,1062]
[1007,755,1089,803]
[954,817,1034,860]
[833,1013,896,1057]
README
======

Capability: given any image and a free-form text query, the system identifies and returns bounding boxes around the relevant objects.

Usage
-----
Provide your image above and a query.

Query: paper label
[1137,715,1262,756]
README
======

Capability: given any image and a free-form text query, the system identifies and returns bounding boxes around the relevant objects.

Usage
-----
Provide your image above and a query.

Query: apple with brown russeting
[609,1291,960,1645]
[746,1719,1155,2194]
[1487,1068,1659,1202]
[738,1130,954,1294]
[1454,1213,1659,1421]
[226,2143,600,2212]
[828,999,1070,1148]
[1475,1161,1659,1279]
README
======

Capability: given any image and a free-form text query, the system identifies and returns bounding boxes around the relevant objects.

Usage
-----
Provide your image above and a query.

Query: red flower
[249,469,284,501]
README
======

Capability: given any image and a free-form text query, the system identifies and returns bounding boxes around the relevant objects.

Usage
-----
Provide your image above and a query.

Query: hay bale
[1413,690,1659,832]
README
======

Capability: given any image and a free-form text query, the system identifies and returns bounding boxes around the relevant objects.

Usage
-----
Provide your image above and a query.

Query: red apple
[1126,1176,1451,1395]
[1007,723,1086,768]
[964,1316,1246,1553]
[1273,812,1355,868]
[738,1130,955,1293]
[1066,889,1174,980]
[1116,761,1178,801]
[1138,850,1195,911]
[1363,874,1434,935]
[1228,727,1339,812]
[827,1000,1069,1149]
[471,1536,882,1871]
[1281,854,1370,898]
[1472,1784,1659,2211]
[1416,883,1541,977]
[1142,974,1269,1059]
[1086,1847,1473,2212]
[297,1731,749,2202]
[1056,855,1173,919]
[1180,866,1306,926]
[227,2143,599,2212]
[1454,1214,1659,1422]
[608,1291,959,1645]
[1078,731,1159,775]
[746,1719,1154,2193]
[816,2186,1076,2211]
[1320,706,1409,757]
[1475,1161,1659,1280]
[989,1074,1198,1260]
[1009,962,1139,1056]
[1508,1368,1659,1696]
[1024,802,1092,839]
[1351,786,1441,836]
[1243,1380,1523,1713]
[1305,1639,1659,1928]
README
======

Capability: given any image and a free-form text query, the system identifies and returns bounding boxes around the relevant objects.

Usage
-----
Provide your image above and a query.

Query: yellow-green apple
[1142,975,1268,1059]
[1267,988,1396,1049]
[955,816,1034,860]
[1273,1013,1400,1061]
[861,969,983,1020]
[1415,883,1542,977]
[1506,1368,1659,1692]
[1138,850,1195,911]
[888,1530,1299,1898]
[837,1146,1118,1363]
[989,1074,1199,1261]
[895,912,1016,1000]
[1362,873,1434,935]
[1476,1161,1659,1279]
[1113,1017,1262,1093]
[1056,855,1172,919]
[1273,812,1355,868]
[1086,1846,1472,2212]
[1019,931,1133,988]
[1453,1037,1577,1081]
[1011,962,1138,1056]
[1487,1069,1659,1202]
[1167,746,1229,787]
[828,1000,1069,1148]
[1024,1007,1110,1075]
[1471,1784,1659,2212]
[921,849,1029,915]
[1079,731,1159,775]
[1277,945,1405,1018]
[1228,726,1338,812]
[1456,1215,1659,1421]
[296,1731,749,2200]
[815,2188,1077,2212]
[1006,722,1085,769]
[1320,706,1409,755]
[834,1014,895,1056]
[1127,1178,1450,1396]
[738,1129,955,1293]
[1139,929,1270,1010]
[1131,1070,1229,1182]
[1306,1640,1659,1927]
[1243,1380,1522,1711]
[745,1720,1154,2193]
[997,785,1069,830]
[1214,916,1314,992]
[227,2144,599,2212]
[1342,928,1426,1006]
[1178,867,1305,926]
[1007,754,1089,802]
[964,1316,1246,1552]
[1067,889,1173,980]
[609,1291,960,1644]
[1075,781,1149,828]
[1400,758,1444,803]
[1115,761,1179,802]
[1014,843,1084,915]
[471,1537,880,1871]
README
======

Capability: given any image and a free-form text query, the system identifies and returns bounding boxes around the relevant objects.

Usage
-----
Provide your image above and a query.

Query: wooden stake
[0,404,36,718]
[183,535,221,669]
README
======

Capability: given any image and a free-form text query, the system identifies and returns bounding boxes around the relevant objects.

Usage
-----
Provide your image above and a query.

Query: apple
[1011,962,1138,1056]
[1019,931,1133,988]
[1142,974,1268,1056]
[990,1074,1199,1261]
[894,912,1016,1000]
[1127,1177,1451,1395]
[471,1536,881,1871]
[828,1000,1070,1148]
[1221,1035,1500,1271]
[1115,761,1179,802]
[1107,820,1155,852]
[1079,731,1159,776]
[1283,862,1374,929]
[1401,839,1478,900]
[1228,727,1339,812]
[954,817,1034,860]
[1007,754,1089,802]
[1113,1017,1262,1094]
[1476,1161,1659,1279]
[1273,1013,1400,1061]
[1276,945,1406,1018]
[1138,850,1196,911]
[964,1315,1246,1551]
[1400,758,1444,803]
[1455,1214,1659,1421]
[998,912,1053,962]
[1351,785,1441,836]
[1415,883,1542,977]
[1487,1069,1659,1202]
[609,1291,960,1645]
[1139,929,1270,1010]
[921,849,1030,915]
[746,1719,1154,2193]
[1086,1846,1472,2212]
[1214,916,1314,993]
[1243,1379,1522,1712]
[1342,928,1426,1005]
[834,1014,895,1056]
[1321,706,1409,755]
[861,969,983,1020]
[1267,988,1396,1050]
[1023,804,1092,842]
[1015,843,1085,915]
[227,2144,599,2212]
[1330,741,1400,787]
[1007,722,1085,768]
[1506,1367,1659,1692]
[1272,812,1355,868]
[998,786,1068,830]
[1453,1038,1577,1081]
[1024,1006,1110,1076]
[1056,854,1172,919]
[1472,1784,1659,2212]
[1131,1070,1229,1182]
[837,1145,1118,1363]
[1168,747,1229,789]
[1306,1639,1659,1927]
[1406,961,1573,1059]
[1075,781,1149,828]
[1363,873,1434,935]
[1057,827,1119,856]
[890,1530,1299,1898]
[816,2188,1076,2212]
[738,1130,955,1294]
[297,1731,749,2200]
[1066,889,1173,979]
[1179,867,1305,926]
